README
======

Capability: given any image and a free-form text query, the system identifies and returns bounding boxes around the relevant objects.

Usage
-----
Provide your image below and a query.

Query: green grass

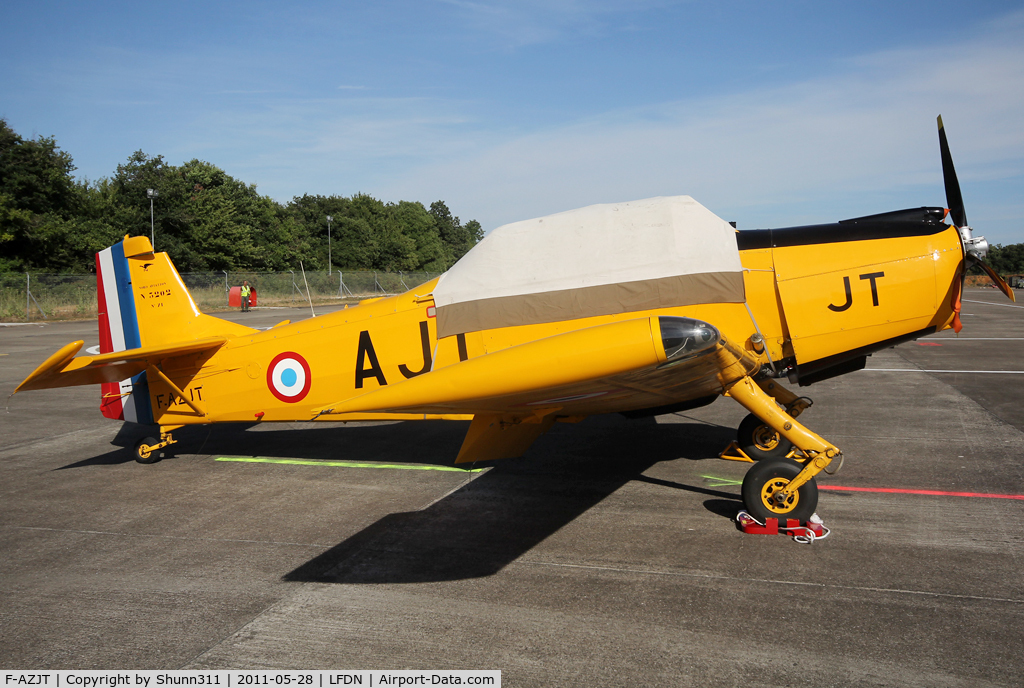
[0,270,441,322]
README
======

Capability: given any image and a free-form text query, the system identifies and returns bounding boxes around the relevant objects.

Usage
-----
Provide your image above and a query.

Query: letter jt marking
[828,272,885,311]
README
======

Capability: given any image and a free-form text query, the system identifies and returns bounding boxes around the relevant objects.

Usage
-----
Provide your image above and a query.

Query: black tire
[134,437,162,464]
[741,457,817,523]
[737,413,793,461]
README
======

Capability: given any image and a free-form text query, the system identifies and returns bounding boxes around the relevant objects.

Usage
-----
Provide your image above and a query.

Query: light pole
[147,189,159,249]
[326,215,333,275]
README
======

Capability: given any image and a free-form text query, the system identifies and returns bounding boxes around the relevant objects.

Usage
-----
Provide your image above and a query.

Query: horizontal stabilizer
[15,337,227,393]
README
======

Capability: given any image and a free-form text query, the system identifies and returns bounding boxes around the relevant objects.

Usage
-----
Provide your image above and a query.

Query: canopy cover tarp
[433,196,745,338]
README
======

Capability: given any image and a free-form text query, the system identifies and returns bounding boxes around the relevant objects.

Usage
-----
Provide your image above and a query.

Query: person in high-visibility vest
[240,281,251,312]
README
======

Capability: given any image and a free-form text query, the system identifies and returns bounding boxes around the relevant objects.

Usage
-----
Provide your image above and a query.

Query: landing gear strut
[725,377,840,520]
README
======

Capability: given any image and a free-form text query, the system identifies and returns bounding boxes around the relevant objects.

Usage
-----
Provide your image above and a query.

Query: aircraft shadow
[57,418,472,470]
[53,412,743,580]
[284,415,739,585]
[61,412,737,472]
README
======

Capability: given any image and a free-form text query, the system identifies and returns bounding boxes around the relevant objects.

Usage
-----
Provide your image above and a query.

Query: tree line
[3,118,1022,277]
[980,243,1024,277]
[0,119,482,274]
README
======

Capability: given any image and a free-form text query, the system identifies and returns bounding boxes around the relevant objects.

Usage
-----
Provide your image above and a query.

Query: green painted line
[701,474,743,487]
[215,456,485,472]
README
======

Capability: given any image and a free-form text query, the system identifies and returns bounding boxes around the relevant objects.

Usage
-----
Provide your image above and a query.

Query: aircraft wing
[14,337,227,393]
[315,316,761,462]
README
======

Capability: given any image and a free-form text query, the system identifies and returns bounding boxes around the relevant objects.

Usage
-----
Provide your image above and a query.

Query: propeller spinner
[937,115,1016,304]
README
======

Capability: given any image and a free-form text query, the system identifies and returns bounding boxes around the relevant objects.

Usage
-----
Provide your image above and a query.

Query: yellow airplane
[13,117,1015,524]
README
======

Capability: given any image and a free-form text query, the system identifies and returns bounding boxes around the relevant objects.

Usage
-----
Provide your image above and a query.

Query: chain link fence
[0,270,442,322]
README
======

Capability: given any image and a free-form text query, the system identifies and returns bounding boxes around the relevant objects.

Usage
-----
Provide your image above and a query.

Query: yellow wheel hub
[753,425,781,451]
[760,477,798,514]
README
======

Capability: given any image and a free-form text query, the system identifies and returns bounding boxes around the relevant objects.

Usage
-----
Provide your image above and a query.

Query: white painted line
[524,560,1024,604]
[920,337,1024,341]
[963,299,1024,309]
[9,525,329,549]
[864,368,1024,374]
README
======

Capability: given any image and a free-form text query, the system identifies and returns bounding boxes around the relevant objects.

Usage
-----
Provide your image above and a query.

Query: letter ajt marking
[398,321,432,379]
[355,330,388,389]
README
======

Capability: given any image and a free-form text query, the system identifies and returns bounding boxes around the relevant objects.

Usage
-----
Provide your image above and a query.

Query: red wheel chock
[736,510,829,543]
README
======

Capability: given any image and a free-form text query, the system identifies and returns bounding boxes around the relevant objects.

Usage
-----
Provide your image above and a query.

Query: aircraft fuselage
[144,207,962,427]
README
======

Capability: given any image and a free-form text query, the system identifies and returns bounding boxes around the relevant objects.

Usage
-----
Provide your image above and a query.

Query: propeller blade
[937,115,967,228]
[975,260,1016,303]
[935,117,1013,305]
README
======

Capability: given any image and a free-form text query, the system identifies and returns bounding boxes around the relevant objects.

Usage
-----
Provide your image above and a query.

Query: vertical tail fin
[95,235,254,423]
[96,237,152,423]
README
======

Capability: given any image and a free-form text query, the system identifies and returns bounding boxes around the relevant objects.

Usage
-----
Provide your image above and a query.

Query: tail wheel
[741,458,817,523]
[134,437,162,464]
[737,413,793,460]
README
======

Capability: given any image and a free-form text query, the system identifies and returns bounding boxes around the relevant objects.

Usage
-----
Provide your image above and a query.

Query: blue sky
[2,1,1022,244]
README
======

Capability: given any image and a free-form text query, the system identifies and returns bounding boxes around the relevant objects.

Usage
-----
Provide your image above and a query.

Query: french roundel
[267,352,312,403]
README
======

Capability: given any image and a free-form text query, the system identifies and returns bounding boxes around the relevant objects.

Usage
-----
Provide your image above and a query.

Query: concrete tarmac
[1,289,1022,685]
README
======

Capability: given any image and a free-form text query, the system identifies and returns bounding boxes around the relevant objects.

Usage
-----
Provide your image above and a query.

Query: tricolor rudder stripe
[96,243,153,424]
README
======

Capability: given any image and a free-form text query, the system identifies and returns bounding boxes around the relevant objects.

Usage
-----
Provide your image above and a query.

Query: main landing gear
[729,380,813,462]
[736,413,793,460]
[741,458,819,523]
[725,377,841,522]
